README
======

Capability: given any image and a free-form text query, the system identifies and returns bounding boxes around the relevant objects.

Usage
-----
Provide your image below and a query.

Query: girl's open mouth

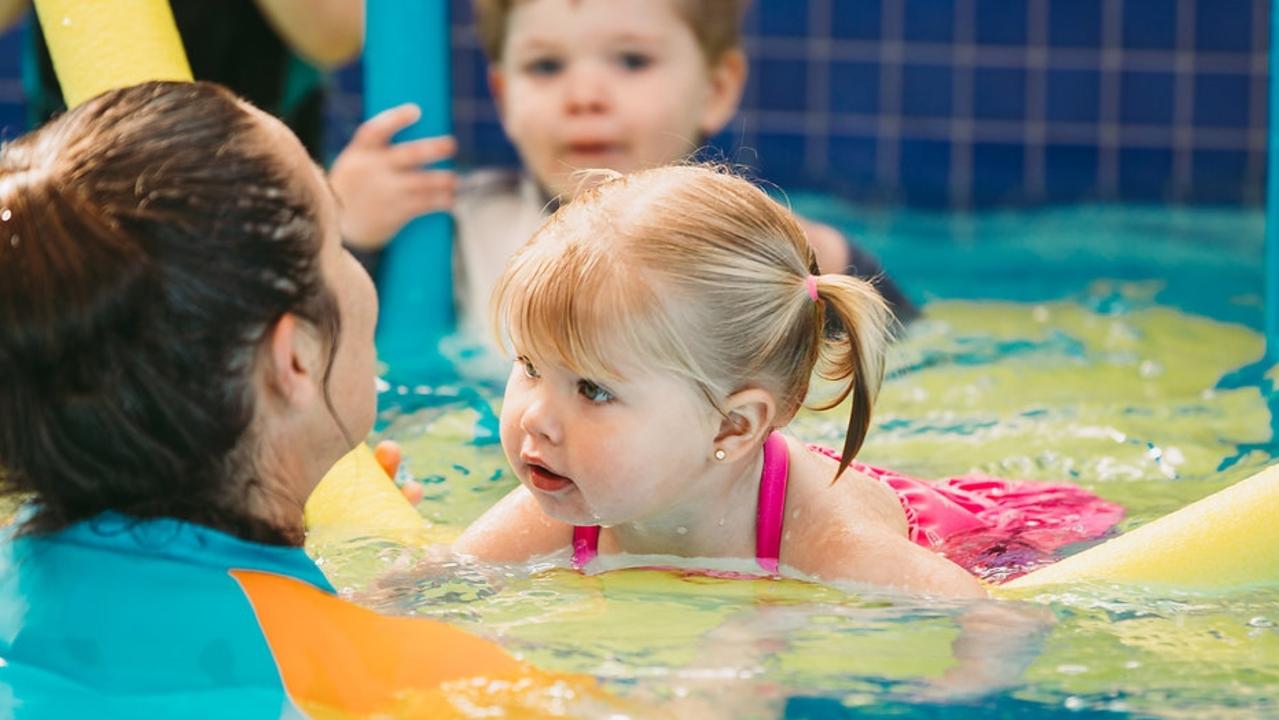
[528,464,575,493]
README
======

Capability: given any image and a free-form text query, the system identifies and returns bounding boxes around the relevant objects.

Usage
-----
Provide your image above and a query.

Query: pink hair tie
[804,275,820,302]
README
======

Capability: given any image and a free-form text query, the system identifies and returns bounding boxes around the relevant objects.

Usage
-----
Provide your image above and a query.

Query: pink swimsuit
[572,432,1124,581]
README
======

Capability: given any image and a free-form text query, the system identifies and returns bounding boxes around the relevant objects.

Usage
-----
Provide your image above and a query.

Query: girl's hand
[330,103,457,251]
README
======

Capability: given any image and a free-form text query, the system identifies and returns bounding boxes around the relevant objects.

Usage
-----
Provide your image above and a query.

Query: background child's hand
[330,103,458,251]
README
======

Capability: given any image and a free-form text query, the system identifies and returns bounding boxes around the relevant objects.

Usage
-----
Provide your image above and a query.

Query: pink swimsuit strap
[571,431,790,574]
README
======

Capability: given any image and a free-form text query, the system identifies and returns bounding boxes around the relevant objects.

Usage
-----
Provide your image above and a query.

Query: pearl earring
[714,448,727,461]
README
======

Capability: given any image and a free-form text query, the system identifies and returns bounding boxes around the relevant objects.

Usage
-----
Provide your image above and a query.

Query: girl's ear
[713,387,776,462]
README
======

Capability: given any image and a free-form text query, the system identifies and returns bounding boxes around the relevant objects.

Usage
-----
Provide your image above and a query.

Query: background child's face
[490,0,745,200]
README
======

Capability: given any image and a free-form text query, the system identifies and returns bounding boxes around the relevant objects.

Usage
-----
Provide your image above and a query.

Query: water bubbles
[1063,695,1087,711]
[1138,359,1164,378]
[676,526,688,535]
[9,234,17,247]
[1,208,11,221]
[61,16,71,26]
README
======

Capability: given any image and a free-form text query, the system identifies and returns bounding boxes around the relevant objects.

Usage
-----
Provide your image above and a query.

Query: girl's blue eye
[519,357,540,379]
[618,52,652,71]
[525,57,563,76]
[578,379,615,404]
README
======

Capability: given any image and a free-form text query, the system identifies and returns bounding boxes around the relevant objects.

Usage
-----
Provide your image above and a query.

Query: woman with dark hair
[0,82,569,718]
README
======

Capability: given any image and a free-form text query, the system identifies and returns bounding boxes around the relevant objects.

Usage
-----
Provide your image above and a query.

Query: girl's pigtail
[808,274,893,480]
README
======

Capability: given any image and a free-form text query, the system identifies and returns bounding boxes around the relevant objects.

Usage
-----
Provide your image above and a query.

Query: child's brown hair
[474,0,750,65]
[493,165,893,477]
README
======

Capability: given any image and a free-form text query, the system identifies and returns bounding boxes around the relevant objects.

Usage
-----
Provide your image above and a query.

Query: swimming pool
[314,200,1278,718]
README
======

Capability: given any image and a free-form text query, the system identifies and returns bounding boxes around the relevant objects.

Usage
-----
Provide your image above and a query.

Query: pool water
[312,201,1278,718]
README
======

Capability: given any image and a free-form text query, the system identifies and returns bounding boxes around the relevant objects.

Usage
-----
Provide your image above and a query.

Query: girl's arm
[451,486,574,563]
[797,527,988,599]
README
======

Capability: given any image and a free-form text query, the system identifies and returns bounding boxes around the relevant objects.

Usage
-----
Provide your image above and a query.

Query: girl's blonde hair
[493,165,892,477]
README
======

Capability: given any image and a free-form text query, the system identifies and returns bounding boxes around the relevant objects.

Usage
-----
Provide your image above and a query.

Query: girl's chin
[526,487,605,526]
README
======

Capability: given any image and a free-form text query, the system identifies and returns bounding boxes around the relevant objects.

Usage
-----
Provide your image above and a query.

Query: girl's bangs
[494,233,664,383]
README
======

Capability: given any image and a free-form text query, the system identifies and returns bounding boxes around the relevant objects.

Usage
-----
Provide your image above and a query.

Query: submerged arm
[921,600,1053,701]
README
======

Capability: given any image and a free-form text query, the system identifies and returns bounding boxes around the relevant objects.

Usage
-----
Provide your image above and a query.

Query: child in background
[451,165,1123,596]
[331,0,918,342]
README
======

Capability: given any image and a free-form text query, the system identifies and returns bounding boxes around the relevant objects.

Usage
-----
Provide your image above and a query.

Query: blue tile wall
[830,0,882,40]
[971,142,1026,205]
[1195,73,1253,128]
[1195,1,1252,52]
[0,0,1265,207]
[902,64,954,117]
[1123,0,1177,49]
[975,0,1027,45]
[1049,0,1103,48]
[902,0,955,43]
[1045,143,1101,201]
[1119,71,1176,125]
[829,61,880,114]
[972,67,1026,120]
[1047,69,1103,123]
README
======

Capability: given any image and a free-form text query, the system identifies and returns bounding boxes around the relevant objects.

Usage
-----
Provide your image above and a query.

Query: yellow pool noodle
[305,444,430,546]
[34,0,192,109]
[307,445,1279,590]
[1001,462,1279,591]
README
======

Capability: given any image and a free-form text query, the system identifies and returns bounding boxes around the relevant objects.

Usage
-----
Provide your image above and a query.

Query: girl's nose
[519,389,563,445]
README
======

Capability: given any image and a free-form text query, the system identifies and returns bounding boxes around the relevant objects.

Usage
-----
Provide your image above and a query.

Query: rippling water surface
[313,202,1277,718]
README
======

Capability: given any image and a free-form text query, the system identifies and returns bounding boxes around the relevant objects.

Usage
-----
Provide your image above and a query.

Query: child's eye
[518,356,540,379]
[577,379,615,404]
[524,57,563,76]
[617,52,653,71]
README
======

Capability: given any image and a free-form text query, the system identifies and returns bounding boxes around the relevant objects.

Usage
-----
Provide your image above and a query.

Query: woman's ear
[262,313,320,409]
[713,387,776,462]
[699,48,748,138]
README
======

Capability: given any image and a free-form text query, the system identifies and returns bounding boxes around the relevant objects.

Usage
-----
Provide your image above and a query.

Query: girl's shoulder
[784,435,908,534]
[452,486,574,563]
[776,436,910,569]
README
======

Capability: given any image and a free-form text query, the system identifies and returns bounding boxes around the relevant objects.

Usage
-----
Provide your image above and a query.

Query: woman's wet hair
[0,82,340,544]
[493,164,892,478]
